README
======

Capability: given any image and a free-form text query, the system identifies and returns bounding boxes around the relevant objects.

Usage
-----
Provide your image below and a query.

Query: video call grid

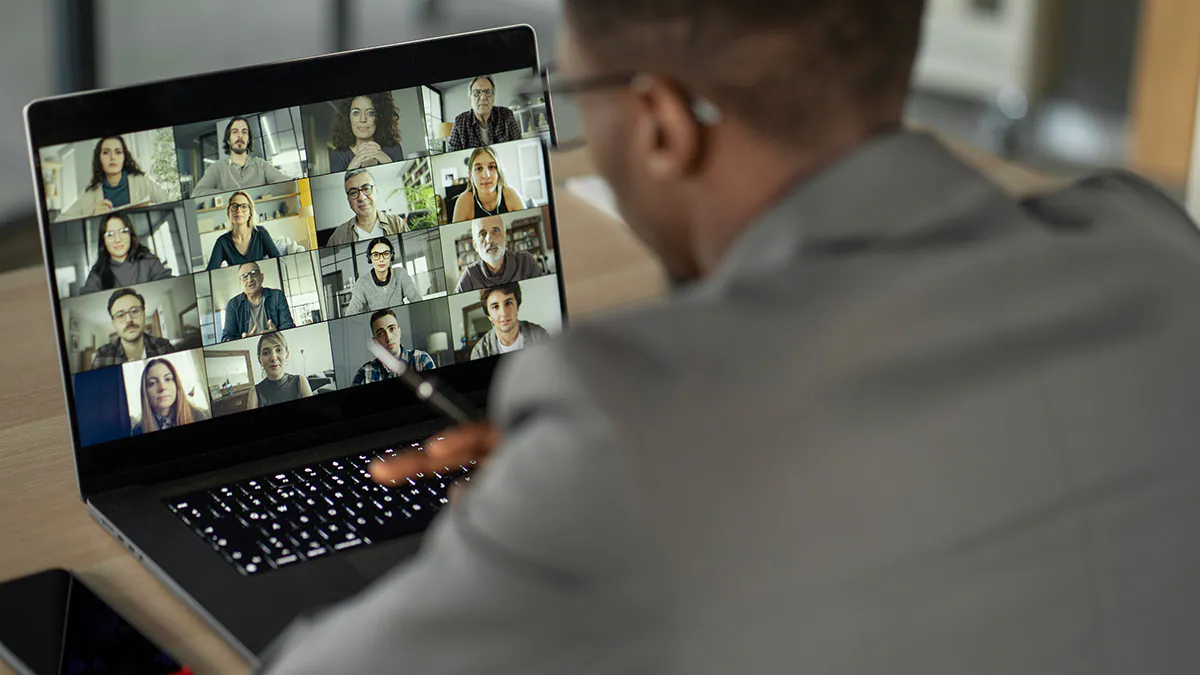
[40,69,563,445]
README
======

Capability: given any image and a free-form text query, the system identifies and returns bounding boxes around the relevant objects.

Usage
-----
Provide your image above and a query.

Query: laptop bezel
[24,25,568,499]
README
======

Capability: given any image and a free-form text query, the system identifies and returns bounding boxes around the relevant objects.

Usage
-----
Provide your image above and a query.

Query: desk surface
[0,149,665,675]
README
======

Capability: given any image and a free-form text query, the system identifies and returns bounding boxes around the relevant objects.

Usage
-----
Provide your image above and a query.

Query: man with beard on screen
[453,215,541,293]
[191,117,290,197]
[90,288,176,369]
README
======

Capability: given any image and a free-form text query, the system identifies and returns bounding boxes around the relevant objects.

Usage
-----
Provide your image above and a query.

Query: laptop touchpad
[345,535,424,582]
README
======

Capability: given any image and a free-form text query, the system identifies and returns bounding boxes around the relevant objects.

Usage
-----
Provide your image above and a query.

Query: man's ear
[629,75,703,180]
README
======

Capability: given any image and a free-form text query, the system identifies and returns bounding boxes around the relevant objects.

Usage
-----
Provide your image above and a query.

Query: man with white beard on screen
[453,215,541,293]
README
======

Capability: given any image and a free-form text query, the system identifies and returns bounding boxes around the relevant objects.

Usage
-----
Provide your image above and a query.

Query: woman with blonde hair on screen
[132,358,207,435]
[205,190,282,269]
[451,145,525,223]
[247,331,314,409]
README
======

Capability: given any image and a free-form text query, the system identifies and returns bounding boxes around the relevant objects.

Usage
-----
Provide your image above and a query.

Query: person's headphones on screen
[365,235,395,264]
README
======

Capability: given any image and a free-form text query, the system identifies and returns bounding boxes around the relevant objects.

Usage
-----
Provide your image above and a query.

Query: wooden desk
[0,148,665,675]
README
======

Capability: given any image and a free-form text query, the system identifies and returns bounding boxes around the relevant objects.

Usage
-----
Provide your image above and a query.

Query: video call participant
[325,169,407,247]
[447,76,523,152]
[454,215,542,292]
[346,237,423,314]
[247,332,313,408]
[450,145,526,223]
[191,117,291,197]
[470,282,549,359]
[132,358,207,435]
[206,191,282,270]
[221,262,296,342]
[79,213,172,294]
[91,289,176,370]
[58,136,172,221]
[352,308,435,385]
[329,93,405,172]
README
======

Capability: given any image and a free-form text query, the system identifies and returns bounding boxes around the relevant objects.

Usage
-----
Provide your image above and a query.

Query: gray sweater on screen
[345,268,423,315]
[80,250,172,294]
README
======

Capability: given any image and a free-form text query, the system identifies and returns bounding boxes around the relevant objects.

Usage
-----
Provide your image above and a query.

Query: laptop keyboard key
[163,434,467,576]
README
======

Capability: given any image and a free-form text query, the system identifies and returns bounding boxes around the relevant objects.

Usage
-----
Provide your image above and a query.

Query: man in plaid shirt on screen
[447,75,523,152]
[352,308,436,386]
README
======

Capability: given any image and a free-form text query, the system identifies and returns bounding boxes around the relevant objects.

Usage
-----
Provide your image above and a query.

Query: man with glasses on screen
[325,169,407,247]
[447,75,523,152]
[90,289,175,370]
[220,262,295,342]
[265,0,1200,672]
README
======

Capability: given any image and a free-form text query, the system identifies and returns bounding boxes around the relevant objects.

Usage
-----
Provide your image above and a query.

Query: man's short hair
[107,288,145,316]
[369,308,397,329]
[344,167,373,185]
[562,0,927,145]
[222,116,254,154]
[480,282,521,308]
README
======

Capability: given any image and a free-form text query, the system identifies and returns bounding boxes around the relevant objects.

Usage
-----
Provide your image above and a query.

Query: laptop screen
[26,27,565,492]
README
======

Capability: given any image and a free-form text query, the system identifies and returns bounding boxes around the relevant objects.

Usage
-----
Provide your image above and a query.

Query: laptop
[24,25,567,662]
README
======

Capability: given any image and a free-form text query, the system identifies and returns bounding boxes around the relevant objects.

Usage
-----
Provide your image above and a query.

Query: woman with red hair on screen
[132,358,208,435]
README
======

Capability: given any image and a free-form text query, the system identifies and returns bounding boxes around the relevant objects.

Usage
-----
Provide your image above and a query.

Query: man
[346,236,423,315]
[265,1,1200,673]
[470,282,549,359]
[352,308,435,385]
[220,262,295,342]
[453,215,541,292]
[447,75,523,152]
[325,168,407,247]
[191,117,290,197]
[90,289,174,369]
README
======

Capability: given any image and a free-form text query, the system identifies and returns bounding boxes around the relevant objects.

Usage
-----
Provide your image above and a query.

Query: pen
[367,340,479,424]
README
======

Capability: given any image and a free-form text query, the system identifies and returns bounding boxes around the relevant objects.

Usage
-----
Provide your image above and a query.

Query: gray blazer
[262,132,1200,674]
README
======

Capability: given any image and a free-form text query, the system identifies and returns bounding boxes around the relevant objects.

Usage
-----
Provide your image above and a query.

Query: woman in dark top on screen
[328,93,404,173]
[450,145,525,224]
[205,190,281,270]
[79,213,172,294]
[247,331,313,409]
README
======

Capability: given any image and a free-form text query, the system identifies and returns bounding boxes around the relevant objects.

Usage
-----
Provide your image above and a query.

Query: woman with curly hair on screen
[328,92,405,172]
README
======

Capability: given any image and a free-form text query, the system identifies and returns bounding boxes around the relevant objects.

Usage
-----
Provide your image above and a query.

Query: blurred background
[3,0,1199,270]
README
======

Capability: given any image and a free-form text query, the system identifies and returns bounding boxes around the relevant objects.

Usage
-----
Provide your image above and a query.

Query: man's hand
[370,422,499,496]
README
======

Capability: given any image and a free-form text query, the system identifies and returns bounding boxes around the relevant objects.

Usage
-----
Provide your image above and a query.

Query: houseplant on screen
[394,184,439,230]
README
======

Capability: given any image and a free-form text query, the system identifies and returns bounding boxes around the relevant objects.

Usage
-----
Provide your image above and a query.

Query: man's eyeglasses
[239,270,262,282]
[516,62,722,153]
[346,184,375,199]
[103,227,131,240]
[370,250,393,261]
[470,88,495,100]
[111,306,144,322]
[229,202,251,213]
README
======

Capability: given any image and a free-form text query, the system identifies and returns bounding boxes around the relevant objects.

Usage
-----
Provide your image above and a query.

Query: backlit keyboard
[165,438,473,576]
